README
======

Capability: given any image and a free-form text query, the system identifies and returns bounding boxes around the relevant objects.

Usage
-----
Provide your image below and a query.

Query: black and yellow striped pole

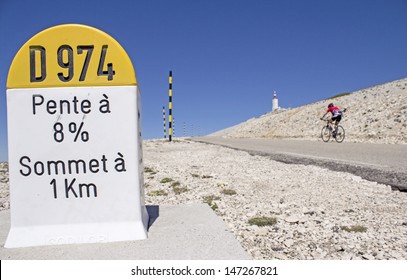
[168,70,173,142]
[163,106,166,139]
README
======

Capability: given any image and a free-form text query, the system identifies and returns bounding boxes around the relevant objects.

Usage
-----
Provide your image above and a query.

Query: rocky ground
[1,140,407,259]
[0,162,9,212]
[211,77,407,144]
[141,139,407,260]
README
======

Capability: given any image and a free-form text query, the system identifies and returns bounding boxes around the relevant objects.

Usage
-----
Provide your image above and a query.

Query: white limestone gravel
[141,139,407,260]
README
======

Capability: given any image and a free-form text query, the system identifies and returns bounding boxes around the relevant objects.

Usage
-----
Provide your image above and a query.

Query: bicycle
[320,118,345,143]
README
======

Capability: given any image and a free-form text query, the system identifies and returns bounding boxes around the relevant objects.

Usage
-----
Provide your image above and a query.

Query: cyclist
[320,103,343,137]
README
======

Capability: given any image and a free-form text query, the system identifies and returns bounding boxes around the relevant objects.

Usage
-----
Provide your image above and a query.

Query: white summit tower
[272,90,279,112]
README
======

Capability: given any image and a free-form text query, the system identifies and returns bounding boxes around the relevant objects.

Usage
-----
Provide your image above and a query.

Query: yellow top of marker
[7,24,137,88]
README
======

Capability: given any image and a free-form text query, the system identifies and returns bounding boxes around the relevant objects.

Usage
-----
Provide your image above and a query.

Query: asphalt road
[192,137,407,191]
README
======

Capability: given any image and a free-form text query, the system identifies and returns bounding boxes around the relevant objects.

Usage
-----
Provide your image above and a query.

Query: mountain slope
[211,77,407,144]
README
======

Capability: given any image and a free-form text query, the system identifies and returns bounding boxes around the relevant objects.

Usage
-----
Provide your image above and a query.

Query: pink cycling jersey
[327,106,342,117]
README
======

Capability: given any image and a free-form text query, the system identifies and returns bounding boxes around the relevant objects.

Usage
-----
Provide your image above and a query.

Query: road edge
[191,138,407,192]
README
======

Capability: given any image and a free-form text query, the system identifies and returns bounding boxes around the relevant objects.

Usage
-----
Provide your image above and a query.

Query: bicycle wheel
[321,126,331,142]
[334,125,345,143]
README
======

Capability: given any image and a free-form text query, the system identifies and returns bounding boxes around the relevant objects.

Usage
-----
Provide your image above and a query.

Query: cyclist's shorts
[332,115,342,123]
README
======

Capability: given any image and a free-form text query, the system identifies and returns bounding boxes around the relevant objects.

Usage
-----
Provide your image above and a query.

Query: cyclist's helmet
[328,103,334,108]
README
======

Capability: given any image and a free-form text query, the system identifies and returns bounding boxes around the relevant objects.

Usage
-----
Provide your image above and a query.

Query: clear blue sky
[1,0,407,161]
